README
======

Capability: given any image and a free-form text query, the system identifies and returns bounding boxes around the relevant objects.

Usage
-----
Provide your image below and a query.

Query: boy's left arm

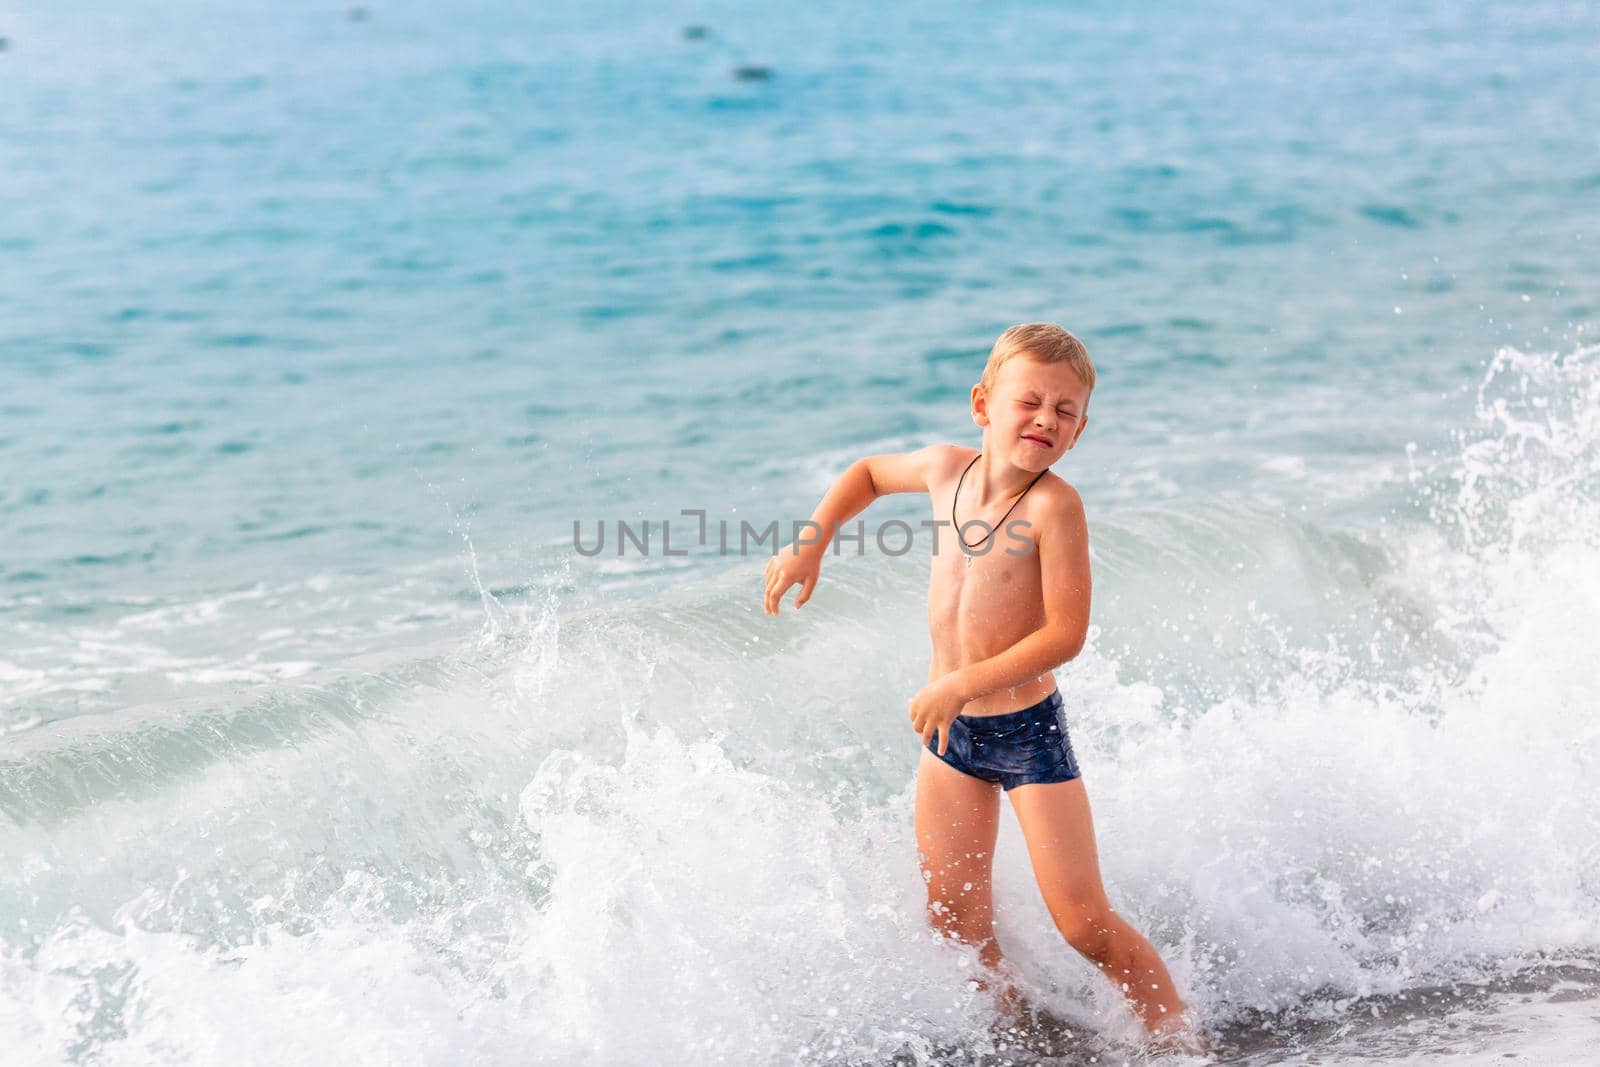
[910,486,1091,752]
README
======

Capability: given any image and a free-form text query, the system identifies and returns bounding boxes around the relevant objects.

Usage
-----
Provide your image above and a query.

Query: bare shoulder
[863,444,972,496]
[1027,473,1088,544]
[924,443,978,484]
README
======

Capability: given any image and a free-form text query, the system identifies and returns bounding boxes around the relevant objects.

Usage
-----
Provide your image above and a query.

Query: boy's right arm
[762,445,952,615]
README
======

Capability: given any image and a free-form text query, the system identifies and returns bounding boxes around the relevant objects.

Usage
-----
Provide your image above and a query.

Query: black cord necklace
[951,452,1047,566]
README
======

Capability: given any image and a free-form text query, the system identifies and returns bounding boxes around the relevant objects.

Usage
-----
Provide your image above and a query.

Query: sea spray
[2,343,1598,1062]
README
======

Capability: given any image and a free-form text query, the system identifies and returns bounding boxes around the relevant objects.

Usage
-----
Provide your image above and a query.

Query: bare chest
[924,487,1046,644]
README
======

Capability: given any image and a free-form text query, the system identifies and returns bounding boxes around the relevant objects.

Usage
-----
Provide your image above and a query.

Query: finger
[796,574,817,608]
[921,722,934,748]
[936,725,949,756]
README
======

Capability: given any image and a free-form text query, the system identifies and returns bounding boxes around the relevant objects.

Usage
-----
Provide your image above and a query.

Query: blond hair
[979,323,1096,397]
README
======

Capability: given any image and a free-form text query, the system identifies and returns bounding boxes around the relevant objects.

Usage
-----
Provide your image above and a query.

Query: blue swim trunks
[924,689,1082,791]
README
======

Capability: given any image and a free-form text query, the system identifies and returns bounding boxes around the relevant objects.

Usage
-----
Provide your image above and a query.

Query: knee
[1051,901,1119,958]
[931,907,1000,963]
[926,887,982,925]
[926,885,992,941]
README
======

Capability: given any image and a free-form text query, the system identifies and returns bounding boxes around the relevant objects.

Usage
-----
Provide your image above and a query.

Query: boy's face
[971,355,1091,472]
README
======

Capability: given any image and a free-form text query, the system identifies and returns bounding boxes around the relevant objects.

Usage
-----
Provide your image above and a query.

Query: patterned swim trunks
[924,688,1081,790]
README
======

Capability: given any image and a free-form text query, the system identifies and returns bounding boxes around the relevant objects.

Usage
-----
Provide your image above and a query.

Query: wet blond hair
[979,323,1096,399]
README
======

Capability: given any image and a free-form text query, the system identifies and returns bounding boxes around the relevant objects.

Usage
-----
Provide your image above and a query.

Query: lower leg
[927,905,1021,1017]
[969,936,1025,1021]
[1006,781,1200,1045]
[1067,911,1190,1036]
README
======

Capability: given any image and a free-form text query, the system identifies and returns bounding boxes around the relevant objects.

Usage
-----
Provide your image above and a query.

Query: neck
[974,450,1042,504]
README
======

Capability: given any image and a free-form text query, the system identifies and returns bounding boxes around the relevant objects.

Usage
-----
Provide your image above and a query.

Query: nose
[1035,408,1056,429]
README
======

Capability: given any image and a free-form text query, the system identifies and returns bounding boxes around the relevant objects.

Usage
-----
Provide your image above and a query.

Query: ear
[970,383,989,427]
[1067,414,1089,449]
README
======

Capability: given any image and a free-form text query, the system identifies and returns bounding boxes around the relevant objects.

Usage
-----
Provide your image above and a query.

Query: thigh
[1007,777,1113,917]
[914,747,1002,936]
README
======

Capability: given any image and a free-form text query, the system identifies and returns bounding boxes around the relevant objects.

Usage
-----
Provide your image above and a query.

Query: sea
[2,1,1598,1063]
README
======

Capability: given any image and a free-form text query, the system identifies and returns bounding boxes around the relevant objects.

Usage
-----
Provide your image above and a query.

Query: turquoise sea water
[3,2,1599,1063]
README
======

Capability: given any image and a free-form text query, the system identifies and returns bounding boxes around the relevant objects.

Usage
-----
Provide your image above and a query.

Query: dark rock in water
[682,25,710,41]
[346,5,369,21]
[732,65,772,82]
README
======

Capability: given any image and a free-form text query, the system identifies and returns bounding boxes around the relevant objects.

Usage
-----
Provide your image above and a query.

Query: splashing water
[2,343,1598,1064]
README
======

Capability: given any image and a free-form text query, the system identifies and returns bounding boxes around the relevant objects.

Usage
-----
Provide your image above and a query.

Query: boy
[761,324,1203,1053]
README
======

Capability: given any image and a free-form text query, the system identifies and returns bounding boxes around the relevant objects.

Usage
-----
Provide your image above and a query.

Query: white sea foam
[2,346,1597,1063]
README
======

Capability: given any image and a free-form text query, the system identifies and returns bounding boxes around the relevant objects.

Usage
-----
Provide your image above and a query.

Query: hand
[763,545,821,615]
[909,673,970,755]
